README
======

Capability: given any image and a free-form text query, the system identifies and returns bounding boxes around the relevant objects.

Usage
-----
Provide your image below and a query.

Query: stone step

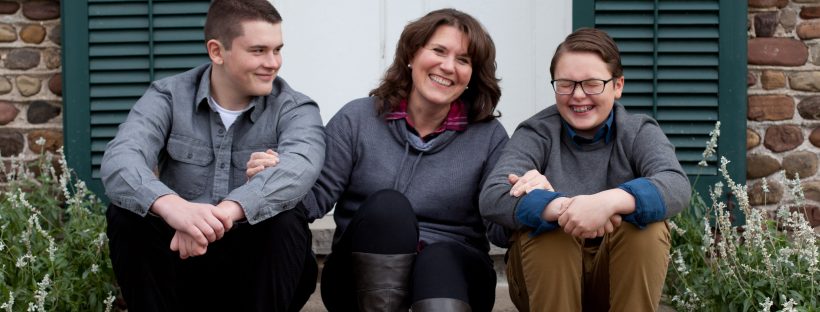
[307,215,515,311]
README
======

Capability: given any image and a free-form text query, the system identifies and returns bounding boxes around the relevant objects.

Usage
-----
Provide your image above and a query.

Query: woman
[247,8,507,312]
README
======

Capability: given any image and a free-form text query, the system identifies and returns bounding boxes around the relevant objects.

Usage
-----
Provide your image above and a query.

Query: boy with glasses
[480,28,690,311]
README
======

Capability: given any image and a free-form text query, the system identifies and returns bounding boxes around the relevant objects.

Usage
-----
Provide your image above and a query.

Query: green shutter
[573,0,747,193]
[64,0,210,198]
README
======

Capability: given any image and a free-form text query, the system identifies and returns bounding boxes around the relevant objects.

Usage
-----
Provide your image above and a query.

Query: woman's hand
[508,169,553,197]
[245,149,279,180]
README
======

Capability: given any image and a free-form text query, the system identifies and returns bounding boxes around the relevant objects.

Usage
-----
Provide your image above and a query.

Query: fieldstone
[811,127,820,147]
[748,38,808,66]
[802,6,820,19]
[42,48,59,69]
[48,73,60,96]
[798,96,820,119]
[0,2,19,14]
[761,70,786,89]
[0,132,24,157]
[5,49,40,70]
[19,24,45,44]
[48,24,59,45]
[781,8,799,31]
[747,154,781,179]
[783,151,819,179]
[22,1,59,20]
[811,44,820,65]
[0,76,11,95]
[799,205,820,227]
[0,23,16,42]
[805,181,820,202]
[748,128,761,149]
[0,101,19,125]
[789,72,820,92]
[748,72,757,86]
[748,95,794,121]
[795,0,820,3]
[749,179,784,206]
[15,75,40,97]
[26,130,61,154]
[798,20,820,39]
[26,101,60,124]
[755,12,778,37]
[764,125,803,153]
[749,0,789,8]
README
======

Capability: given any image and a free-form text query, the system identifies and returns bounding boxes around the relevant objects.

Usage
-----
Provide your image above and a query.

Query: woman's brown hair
[369,8,501,123]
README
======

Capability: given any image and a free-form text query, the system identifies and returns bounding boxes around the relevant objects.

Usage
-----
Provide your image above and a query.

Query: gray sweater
[304,97,509,252]
[479,103,690,231]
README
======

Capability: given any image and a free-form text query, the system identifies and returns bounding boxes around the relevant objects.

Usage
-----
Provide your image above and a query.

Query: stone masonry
[749,0,820,232]
[0,0,62,168]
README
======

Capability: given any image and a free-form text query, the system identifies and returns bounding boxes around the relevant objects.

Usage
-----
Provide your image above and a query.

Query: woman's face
[553,51,624,138]
[407,25,472,110]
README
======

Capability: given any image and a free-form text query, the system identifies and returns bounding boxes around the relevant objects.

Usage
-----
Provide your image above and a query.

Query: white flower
[759,297,773,311]
[103,293,115,312]
[699,121,720,167]
[90,264,99,274]
[1,291,14,312]
[34,137,45,146]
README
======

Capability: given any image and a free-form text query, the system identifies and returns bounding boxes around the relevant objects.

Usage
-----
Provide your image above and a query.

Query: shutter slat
[657,68,718,80]
[154,29,204,41]
[154,56,210,69]
[91,126,120,138]
[91,84,148,97]
[656,109,718,121]
[154,42,205,55]
[90,30,149,43]
[91,98,142,111]
[90,44,150,57]
[657,81,718,93]
[658,1,719,11]
[89,16,149,29]
[657,54,718,66]
[90,71,151,84]
[153,2,210,14]
[154,16,205,28]
[658,40,718,53]
[89,3,148,16]
[596,2,655,11]
[658,12,718,25]
[90,113,128,125]
[90,57,150,70]
[657,95,718,107]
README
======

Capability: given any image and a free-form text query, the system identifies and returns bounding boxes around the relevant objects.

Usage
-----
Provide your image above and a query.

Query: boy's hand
[246,149,279,180]
[214,200,246,232]
[150,194,225,246]
[541,196,571,222]
[557,193,614,237]
[170,231,208,259]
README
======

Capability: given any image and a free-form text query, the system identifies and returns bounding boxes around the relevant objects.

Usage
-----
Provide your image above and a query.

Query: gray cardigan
[303,97,509,252]
[480,103,690,231]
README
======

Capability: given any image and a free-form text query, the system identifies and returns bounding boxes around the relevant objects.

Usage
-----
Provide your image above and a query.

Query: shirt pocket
[164,134,213,199]
[231,144,277,189]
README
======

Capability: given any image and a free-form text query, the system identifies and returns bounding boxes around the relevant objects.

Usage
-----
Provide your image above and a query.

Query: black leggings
[320,189,497,311]
[106,203,317,312]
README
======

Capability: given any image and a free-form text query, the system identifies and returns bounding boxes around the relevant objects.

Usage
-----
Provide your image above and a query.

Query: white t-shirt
[208,96,252,130]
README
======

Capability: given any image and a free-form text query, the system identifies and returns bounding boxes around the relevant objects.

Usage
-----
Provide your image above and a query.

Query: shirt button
[220,163,226,169]
[186,153,192,159]
[218,129,224,134]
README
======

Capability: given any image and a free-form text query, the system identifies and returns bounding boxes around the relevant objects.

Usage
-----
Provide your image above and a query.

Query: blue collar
[562,109,615,146]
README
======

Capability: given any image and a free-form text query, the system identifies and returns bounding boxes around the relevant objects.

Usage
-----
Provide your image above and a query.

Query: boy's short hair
[204,0,282,50]
[549,28,623,79]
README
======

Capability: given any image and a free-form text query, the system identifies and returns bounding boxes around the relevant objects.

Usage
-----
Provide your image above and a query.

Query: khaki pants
[507,221,670,312]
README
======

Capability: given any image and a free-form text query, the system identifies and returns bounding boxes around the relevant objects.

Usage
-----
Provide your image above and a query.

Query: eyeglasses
[550,78,613,95]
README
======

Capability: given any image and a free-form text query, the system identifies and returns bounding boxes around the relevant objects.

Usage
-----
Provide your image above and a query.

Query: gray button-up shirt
[101,64,325,224]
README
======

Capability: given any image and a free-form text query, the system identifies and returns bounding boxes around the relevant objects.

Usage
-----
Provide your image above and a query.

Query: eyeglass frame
[550,78,615,95]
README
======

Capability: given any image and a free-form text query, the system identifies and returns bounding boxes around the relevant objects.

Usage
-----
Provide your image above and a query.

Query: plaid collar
[385,99,468,134]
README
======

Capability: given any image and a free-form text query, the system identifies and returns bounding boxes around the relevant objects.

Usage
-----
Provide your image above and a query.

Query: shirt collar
[384,99,468,134]
[562,109,615,146]
[195,65,261,122]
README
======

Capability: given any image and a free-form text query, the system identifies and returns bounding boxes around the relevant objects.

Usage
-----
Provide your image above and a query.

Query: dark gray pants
[106,203,317,312]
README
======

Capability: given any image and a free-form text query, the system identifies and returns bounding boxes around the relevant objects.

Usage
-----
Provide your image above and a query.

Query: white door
[274,1,572,133]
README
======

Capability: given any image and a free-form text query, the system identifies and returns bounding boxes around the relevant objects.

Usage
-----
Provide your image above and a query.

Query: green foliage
[665,157,819,311]
[0,148,118,311]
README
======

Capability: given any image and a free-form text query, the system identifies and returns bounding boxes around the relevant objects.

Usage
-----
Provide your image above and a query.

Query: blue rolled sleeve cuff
[618,178,667,229]
[515,189,562,236]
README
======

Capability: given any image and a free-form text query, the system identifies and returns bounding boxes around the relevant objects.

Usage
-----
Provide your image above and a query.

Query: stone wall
[0,0,61,169]
[748,0,820,231]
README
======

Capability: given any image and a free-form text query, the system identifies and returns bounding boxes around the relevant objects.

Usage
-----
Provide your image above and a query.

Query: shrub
[0,145,118,311]
[664,123,819,311]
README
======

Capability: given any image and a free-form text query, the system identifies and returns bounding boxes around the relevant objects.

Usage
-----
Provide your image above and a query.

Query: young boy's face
[553,51,623,138]
[219,20,283,97]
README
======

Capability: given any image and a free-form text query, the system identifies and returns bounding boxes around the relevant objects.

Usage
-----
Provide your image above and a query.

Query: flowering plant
[0,144,118,311]
[664,123,819,311]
